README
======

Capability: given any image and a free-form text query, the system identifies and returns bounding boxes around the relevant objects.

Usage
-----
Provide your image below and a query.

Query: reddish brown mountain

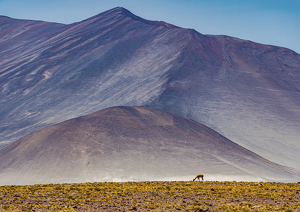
[0,106,298,185]
[0,7,300,171]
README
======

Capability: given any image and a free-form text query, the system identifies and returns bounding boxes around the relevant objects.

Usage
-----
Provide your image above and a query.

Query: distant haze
[107,175,265,183]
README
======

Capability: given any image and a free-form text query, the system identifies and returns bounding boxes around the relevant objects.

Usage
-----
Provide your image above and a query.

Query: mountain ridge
[0,7,300,172]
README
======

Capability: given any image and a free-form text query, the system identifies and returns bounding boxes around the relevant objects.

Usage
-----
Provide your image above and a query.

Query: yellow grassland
[0,181,300,211]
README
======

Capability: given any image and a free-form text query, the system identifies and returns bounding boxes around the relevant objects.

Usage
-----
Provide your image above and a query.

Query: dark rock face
[0,106,298,185]
[0,7,300,171]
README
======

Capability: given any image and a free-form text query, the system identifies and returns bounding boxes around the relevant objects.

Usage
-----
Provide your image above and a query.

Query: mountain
[0,106,298,185]
[0,7,300,171]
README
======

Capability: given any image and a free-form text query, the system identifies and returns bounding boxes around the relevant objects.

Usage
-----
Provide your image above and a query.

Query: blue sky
[0,0,299,54]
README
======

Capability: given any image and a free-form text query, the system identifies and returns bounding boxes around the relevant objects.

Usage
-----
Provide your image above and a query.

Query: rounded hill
[0,106,298,185]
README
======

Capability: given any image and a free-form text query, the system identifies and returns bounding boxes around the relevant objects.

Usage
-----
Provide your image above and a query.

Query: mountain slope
[147,34,300,169]
[0,7,300,171]
[0,106,298,185]
[0,7,185,144]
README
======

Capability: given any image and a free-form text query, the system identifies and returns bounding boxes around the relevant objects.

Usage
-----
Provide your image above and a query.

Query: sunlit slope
[0,106,298,185]
[147,35,300,170]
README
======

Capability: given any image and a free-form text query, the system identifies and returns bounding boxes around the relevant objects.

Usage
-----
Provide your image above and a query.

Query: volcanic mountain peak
[80,7,181,29]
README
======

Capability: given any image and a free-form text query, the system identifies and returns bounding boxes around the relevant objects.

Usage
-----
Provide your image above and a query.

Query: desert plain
[1,181,300,211]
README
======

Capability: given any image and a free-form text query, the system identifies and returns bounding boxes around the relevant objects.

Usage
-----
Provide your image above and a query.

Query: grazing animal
[193,174,204,181]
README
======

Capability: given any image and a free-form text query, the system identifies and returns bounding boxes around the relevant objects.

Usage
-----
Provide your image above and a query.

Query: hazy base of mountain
[0,106,298,185]
[0,7,300,172]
